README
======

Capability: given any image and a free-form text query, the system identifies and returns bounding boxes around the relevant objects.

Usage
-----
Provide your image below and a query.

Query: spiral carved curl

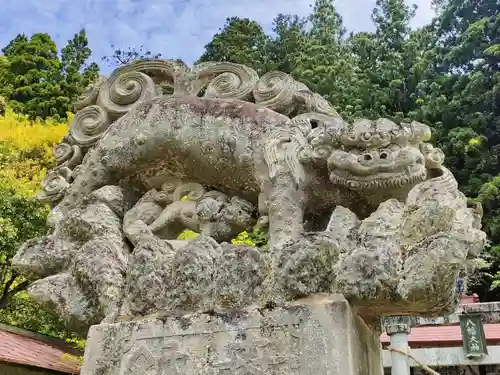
[294,90,341,118]
[73,76,106,111]
[53,143,82,169]
[420,143,445,169]
[97,71,158,120]
[201,63,259,101]
[253,71,306,114]
[37,168,72,203]
[69,105,111,148]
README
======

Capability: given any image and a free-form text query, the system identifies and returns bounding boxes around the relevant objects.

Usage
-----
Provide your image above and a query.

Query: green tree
[346,0,437,120]
[196,17,271,75]
[0,104,82,342]
[0,189,47,309]
[423,0,500,198]
[266,14,309,74]
[196,14,311,76]
[418,0,500,300]
[1,30,99,120]
[261,0,359,116]
[59,29,100,106]
[102,44,162,67]
[1,33,65,119]
[0,56,12,100]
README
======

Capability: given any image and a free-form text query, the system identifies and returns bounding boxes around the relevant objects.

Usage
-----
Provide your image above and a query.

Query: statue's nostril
[363,154,372,161]
[380,152,388,159]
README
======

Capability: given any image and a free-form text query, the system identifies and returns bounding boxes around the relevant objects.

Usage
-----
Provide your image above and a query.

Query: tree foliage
[0,105,81,342]
[102,45,162,67]
[59,30,100,107]
[0,30,98,120]
[197,17,270,73]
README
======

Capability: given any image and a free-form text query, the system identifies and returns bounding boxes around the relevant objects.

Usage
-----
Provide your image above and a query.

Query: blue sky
[0,0,435,74]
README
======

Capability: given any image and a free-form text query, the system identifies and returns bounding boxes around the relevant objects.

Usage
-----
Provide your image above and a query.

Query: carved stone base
[81,294,383,375]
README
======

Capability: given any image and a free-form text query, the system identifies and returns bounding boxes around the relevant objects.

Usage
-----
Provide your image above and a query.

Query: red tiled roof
[0,328,81,374]
[459,295,480,305]
[381,324,500,346]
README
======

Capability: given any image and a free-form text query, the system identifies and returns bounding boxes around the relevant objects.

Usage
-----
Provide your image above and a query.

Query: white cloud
[0,0,435,74]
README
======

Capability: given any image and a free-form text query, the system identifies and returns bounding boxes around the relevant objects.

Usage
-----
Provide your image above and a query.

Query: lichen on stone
[10,59,487,332]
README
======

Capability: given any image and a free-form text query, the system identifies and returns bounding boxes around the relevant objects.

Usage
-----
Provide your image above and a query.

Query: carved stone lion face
[326,119,441,191]
[327,143,427,190]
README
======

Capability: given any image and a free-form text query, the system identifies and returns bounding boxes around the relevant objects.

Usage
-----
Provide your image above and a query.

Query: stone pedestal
[81,294,383,375]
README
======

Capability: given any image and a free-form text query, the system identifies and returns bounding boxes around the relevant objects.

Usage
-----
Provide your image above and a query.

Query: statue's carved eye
[361,132,371,141]
[363,153,372,161]
[380,152,389,160]
[421,143,432,152]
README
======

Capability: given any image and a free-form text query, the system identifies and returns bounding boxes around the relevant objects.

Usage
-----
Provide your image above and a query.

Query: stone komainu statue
[12,59,486,334]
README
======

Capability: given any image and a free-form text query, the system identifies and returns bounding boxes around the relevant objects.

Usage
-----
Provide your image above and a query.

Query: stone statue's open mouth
[329,164,427,190]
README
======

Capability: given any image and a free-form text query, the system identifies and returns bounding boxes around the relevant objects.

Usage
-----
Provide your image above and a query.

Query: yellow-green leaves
[177,229,200,240]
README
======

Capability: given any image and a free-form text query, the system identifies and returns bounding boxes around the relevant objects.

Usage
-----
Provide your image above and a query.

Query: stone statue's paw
[212,244,268,308]
[400,198,456,247]
[166,235,222,311]
[124,237,178,316]
[28,273,101,335]
[332,199,402,302]
[73,238,128,320]
[397,229,487,315]
[12,186,130,329]
[271,232,341,300]
[335,242,400,303]
[11,235,72,280]
[393,166,488,315]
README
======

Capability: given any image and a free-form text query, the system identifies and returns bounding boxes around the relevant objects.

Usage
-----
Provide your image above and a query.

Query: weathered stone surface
[335,199,403,302]
[122,190,164,246]
[12,59,488,332]
[81,294,382,375]
[270,232,342,301]
[85,185,126,217]
[73,237,128,322]
[12,185,129,332]
[12,235,73,280]
[124,235,225,316]
[334,169,486,321]
[28,273,100,334]
[57,202,123,244]
[122,237,177,316]
[212,244,268,308]
[123,238,270,316]
[146,182,257,242]
[167,236,222,311]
